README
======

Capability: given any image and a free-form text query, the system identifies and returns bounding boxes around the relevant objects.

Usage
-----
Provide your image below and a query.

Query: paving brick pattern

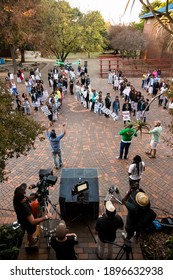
[0,58,173,260]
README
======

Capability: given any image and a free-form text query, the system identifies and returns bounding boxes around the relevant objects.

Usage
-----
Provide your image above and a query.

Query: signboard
[41,106,52,116]
[122,111,130,121]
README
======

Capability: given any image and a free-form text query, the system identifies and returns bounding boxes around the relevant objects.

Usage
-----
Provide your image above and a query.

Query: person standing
[95,200,124,259]
[13,183,52,246]
[144,120,162,158]
[112,96,120,116]
[122,100,132,126]
[128,155,145,189]
[117,123,137,160]
[46,124,66,169]
[122,189,156,240]
[104,92,112,118]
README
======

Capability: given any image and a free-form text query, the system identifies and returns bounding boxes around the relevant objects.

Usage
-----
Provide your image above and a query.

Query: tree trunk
[20,49,25,63]
[10,45,17,74]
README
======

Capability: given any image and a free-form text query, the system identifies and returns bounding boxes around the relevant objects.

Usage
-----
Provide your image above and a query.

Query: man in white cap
[122,189,156,240]
[95,200,124,259]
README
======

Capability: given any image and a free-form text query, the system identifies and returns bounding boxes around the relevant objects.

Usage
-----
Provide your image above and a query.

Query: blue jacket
[46,131,65,152]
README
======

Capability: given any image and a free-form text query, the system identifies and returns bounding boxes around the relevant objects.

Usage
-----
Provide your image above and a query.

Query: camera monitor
[72,181,89,196]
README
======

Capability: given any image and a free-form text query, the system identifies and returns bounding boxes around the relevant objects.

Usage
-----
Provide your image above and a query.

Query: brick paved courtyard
[0,57,173,260]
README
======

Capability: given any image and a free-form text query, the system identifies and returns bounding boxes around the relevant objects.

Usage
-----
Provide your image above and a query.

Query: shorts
[150,140,158,149]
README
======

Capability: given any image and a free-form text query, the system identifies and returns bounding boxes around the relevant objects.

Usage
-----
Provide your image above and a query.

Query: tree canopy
[108,25,146,58]
[0,81,44,182]
[0,0,107,66]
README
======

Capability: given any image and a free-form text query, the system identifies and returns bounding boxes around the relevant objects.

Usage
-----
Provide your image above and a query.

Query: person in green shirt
[117,123,137,160]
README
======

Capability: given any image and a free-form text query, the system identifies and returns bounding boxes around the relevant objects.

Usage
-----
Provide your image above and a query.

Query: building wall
[141,17,171,60]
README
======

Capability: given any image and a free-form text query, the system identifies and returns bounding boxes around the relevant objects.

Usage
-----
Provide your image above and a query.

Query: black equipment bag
[161,217,173,227]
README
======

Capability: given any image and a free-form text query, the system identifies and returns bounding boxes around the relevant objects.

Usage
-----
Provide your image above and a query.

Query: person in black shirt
[122,189,156,240]
[104,92,112,118]
[95,201,124,259]
[13,183,52,246]
[50,220,78,260]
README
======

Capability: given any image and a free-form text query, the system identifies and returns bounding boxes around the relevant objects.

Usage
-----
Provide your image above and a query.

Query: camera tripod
[104,186,123,205]
[114,240,133,260]
[105,239,133,260]
[39,195,61,247]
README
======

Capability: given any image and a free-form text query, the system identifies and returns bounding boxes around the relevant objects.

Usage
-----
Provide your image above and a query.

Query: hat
[154,120,161,126]
[56,220,69,239]
[105,201,116,213]
[135,192,149,207]
[14,183,27,200]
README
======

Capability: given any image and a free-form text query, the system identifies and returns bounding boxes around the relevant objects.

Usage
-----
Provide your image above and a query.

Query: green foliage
[0,224,24,260]
[0,81,44,181]
[139,0,163,16]
[126,120,151,138]
[130,21,144,31]
[35,0,107,60]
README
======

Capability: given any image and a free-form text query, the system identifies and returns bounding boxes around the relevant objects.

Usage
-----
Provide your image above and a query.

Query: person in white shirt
[128,155,145,189]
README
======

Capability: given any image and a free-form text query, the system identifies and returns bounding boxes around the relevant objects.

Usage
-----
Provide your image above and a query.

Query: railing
[99,57,173,78]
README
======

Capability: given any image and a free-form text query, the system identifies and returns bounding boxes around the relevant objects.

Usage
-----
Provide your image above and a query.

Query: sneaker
[149,155,156,158]
[59,163,63,168]
[116,156,122,159]
[54,166,59,169]
[145,151,151,155]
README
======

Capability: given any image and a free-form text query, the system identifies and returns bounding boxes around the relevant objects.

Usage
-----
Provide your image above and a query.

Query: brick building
[140,3,173,59]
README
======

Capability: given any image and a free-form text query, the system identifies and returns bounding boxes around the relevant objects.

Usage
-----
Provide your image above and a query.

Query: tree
[0,0,41,73]
[37,0,107,61]
[81,11,107,57]
[108,25,146,58]
[0,81,44,182]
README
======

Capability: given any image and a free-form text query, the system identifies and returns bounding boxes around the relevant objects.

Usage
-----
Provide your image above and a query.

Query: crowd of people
[8,60,168,260]
[4,61,172,130]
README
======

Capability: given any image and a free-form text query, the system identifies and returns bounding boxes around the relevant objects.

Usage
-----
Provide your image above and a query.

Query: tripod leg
[115,247,125,260]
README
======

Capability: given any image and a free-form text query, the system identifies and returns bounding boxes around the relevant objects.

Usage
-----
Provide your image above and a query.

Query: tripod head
[104,185,122,205]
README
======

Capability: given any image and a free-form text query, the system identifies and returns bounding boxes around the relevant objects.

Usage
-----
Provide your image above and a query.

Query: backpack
[137,208,156,229]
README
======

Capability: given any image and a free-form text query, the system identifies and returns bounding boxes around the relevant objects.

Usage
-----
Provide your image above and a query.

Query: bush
[0,223,24,260]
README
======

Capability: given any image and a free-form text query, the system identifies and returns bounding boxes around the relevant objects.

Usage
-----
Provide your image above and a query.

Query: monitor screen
[77,182,88,193]
[72,181,89,195]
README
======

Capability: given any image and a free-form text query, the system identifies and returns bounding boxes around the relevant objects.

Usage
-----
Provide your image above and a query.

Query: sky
[67,0,143,24]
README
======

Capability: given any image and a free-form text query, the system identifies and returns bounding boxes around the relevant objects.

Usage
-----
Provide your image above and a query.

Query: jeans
[113,108,119,116]
[119,141,131,159]
[52,150,62,167]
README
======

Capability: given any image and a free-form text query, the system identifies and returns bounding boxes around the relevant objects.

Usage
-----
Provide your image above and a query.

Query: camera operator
[95,200,124,259]
[13,183,53,246]
[122,187,156,240]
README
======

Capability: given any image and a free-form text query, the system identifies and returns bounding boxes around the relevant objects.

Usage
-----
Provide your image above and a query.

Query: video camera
[29,169,57,206]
